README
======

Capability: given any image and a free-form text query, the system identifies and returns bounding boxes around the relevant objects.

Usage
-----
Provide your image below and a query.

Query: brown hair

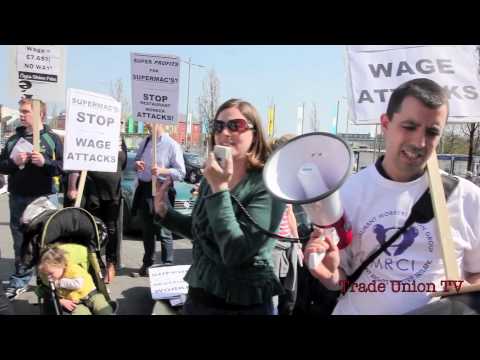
[209,98,271,170]
[18,98,47,120]
[269,133,296,152]
[38,246,67,272]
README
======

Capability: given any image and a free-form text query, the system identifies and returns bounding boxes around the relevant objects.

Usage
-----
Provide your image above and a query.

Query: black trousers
[88,199,121,265]
[139,195,173,266]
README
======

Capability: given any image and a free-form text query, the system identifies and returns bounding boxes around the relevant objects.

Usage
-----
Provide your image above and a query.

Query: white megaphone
[263,132,353,270]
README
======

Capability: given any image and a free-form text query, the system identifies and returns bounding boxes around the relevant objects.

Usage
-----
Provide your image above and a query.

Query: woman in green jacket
[154,99,285,315]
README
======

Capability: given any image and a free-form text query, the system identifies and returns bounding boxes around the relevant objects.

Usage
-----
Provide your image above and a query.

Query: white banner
[131,52,180,125]
[63,88,121,172]
[9,45,66,103]
[346,45,480,124]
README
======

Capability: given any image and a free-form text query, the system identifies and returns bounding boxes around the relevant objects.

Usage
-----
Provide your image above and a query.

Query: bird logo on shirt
[373,224,419,256]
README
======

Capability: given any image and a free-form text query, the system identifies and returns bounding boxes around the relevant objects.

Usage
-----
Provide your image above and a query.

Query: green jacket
[157,170,286,306]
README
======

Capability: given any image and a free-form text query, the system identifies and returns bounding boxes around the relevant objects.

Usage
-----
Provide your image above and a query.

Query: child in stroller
[20,198,117,315]
[38,246,113,315]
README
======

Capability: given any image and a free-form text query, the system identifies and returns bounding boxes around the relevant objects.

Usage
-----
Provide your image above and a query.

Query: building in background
[337,133,384,150]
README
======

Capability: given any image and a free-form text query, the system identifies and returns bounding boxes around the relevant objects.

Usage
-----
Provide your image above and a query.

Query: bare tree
[109,78,131,131]
[461,122,480,171]
[441,123,467,154]
[310,102,320,132]
[197,69,220,152]
[460,45,480,170]
[49,104,58,127]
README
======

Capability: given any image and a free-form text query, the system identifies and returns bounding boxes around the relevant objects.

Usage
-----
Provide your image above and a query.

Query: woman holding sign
[154,99,285,315]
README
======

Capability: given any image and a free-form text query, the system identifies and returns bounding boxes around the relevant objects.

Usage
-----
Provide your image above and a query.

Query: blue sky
[0,45,375,136]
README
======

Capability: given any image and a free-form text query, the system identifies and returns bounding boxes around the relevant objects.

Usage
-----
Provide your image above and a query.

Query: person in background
[0,97,63,300]
[66,136,127,283]
[131,123,185,276]
[269,134,303,315]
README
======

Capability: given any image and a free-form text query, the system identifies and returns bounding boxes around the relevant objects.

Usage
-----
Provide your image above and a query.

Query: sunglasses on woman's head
[212,118,254,133]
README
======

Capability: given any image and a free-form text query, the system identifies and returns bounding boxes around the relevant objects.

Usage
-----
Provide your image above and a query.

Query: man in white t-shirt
[304,78,480,315]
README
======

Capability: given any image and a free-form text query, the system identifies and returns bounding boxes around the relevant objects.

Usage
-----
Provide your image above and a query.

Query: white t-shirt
[333,164,480,315]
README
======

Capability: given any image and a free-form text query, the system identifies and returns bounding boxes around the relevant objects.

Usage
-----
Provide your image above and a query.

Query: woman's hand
[153,176,172,218]
[203,152,233,193]
[303,227,341,288]
[59,298,77,312]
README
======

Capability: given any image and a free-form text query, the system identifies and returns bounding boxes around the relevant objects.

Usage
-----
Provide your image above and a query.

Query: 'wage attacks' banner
[63,88,122,172]
[346,45,480,124]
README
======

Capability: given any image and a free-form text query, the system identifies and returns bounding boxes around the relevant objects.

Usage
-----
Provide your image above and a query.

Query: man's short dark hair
[386,78,449,119]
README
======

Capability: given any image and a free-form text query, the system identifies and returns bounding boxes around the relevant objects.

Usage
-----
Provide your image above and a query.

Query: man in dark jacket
[0,98,63,300]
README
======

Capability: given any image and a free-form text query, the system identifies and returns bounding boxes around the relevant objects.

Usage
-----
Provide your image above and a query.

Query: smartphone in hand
[213,145,231,167]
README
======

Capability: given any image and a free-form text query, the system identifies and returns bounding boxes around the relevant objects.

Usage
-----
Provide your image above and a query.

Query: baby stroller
[20,197,118,315]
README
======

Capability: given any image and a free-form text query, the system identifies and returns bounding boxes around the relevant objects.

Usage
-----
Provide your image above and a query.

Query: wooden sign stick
[32,99,41,152]
[152,124,158,196]
[74,170,88,208]
[425,149,475,298]
[426,150,460,281]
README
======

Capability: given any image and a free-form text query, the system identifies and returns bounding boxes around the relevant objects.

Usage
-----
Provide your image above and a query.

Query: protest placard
[9,137,33,170]
[131,52,181,125]
[346,45,480,124]
[63,88,121,172]
[148,265,190,300]
[9,45,66,103]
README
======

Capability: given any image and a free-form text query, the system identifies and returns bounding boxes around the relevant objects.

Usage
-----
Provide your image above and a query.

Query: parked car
[121,151,197,235]
[183,152,203,184]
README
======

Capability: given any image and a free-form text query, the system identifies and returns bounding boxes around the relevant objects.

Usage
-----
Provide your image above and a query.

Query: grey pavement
[0,193,192,315]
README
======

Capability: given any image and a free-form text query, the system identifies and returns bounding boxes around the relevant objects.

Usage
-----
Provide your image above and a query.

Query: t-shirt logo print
[373,224,419,256]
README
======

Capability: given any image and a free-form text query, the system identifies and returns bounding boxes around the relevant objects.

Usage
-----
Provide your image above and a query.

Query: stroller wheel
[109,300,119,315]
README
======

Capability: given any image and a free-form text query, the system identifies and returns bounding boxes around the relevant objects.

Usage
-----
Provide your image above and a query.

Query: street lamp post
[335,99,340,134]
[182,58,205,151]
[302,102,305,134]
[335,96,349,135]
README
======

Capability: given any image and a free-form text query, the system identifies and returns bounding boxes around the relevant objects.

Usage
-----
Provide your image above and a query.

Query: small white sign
[169,295,187,307]
[148,265,190,300]
[9,45,66,103]
[9,137,34,160]
[346,45,480,124]
[131,52,180,125]
[63,88,122,172]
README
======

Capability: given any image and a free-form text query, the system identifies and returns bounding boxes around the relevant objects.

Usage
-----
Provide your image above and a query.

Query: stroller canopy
[41,207,102,251]
[24,207,103,254]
